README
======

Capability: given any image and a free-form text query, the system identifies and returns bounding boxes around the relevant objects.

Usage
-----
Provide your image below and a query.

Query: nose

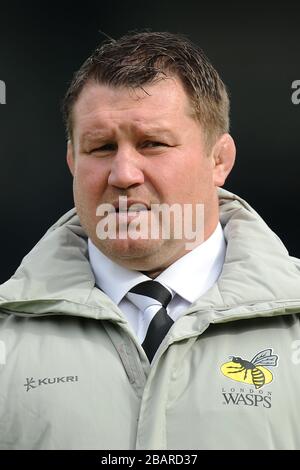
[108,147,145,189]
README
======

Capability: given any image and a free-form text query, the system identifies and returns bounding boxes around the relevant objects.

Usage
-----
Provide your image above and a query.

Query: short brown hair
[62,30,230,148]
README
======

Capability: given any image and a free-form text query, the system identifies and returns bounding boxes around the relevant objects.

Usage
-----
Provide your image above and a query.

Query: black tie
[127,280,174,362]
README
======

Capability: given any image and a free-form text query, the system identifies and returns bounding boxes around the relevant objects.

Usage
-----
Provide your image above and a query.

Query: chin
[98,237,163,263]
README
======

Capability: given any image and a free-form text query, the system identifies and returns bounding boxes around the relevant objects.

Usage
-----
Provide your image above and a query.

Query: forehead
[71,78,194,137]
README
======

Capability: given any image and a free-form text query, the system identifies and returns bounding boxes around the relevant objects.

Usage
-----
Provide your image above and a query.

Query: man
[0,31,299,450]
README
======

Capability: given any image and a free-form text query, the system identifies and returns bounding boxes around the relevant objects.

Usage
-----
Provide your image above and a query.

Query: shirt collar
[88,240,150,305]
[88,222,226,305]
[157,222,226,302]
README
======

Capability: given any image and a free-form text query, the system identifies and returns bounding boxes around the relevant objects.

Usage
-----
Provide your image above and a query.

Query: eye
[90,143,117,153]
[142,141,168,148]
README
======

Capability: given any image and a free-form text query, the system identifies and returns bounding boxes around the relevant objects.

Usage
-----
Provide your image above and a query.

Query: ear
[211,133,236,187]
[66,140,75,176]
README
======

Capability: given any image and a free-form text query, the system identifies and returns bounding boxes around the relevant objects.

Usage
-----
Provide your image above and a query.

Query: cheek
[73,160,108,202]
[167,157,212,199]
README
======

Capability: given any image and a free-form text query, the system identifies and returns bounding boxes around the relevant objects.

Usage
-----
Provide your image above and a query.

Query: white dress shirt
[88,222,226,343]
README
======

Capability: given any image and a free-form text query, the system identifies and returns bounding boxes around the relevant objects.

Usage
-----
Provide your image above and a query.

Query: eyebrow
[80,131,110,143]
[80,126,175,143]
[140,128,174,138]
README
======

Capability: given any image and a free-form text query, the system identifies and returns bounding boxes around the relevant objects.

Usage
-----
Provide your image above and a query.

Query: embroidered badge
[221,348,279,389]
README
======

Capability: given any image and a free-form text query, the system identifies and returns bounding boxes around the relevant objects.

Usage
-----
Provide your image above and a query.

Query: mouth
[113,200,150,213]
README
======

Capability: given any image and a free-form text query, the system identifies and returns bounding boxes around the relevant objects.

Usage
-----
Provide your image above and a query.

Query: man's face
[67,77,227,276]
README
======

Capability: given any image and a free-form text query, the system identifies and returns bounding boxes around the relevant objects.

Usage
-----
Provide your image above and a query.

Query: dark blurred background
[0,1,299,282]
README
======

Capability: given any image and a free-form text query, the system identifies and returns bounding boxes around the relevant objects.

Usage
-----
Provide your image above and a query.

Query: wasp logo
[221,348,279,389]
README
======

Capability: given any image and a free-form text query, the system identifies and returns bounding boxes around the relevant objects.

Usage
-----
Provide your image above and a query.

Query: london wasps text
[222,388,272,408]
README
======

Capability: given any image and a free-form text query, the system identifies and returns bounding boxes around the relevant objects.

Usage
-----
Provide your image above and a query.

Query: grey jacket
[0,188,300,450]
